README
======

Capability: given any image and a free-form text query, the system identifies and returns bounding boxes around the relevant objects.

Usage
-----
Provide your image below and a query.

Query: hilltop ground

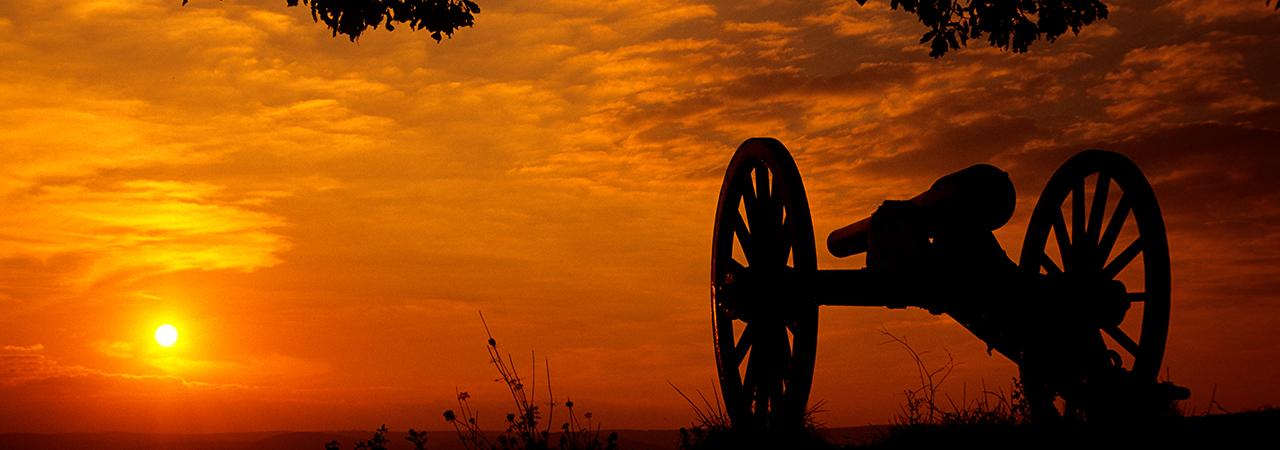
[1,409,1276,450]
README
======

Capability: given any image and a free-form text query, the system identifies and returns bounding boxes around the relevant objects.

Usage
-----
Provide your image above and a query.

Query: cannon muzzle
[826,164,1016,257]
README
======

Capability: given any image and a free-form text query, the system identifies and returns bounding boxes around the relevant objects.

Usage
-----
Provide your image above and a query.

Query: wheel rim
[1018,149,1171,414]
[711,138,818,431]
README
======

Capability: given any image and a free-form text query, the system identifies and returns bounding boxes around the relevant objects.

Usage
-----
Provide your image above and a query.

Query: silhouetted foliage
[322,314,614,450]
[325,425,393,450]
[857,0,1109,57]
[880,331,1031,430]
[865,1,1280,57]
[406,429,431,450]
[672,381,833,450]
[355,425,392,450]
[442,313,617,450]
[182,0,480,42]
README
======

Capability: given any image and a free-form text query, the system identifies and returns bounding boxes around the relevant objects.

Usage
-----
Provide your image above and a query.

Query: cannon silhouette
[709,138,1190,430]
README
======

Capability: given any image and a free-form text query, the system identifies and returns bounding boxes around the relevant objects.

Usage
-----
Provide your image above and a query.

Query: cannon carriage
[709,138,1189,430]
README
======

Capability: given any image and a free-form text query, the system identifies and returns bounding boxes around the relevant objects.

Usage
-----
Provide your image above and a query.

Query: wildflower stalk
[442,311,616,450]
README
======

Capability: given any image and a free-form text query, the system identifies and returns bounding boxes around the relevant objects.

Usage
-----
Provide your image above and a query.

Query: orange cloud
[0,179,288,283]
[1160,0,1280,23]
[803,0,909,46]
[1095,42,1272,123]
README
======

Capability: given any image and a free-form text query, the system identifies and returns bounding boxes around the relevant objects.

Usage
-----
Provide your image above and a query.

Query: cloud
[803,1,911,46]
[96,341,135,359]
[0,347,262,432]
[1081,41,1274,138]
[1160,0,1280,24]
[720,16,815,62]
[0,345,237,391]
[2,343,44,352]
[0,179,289,283]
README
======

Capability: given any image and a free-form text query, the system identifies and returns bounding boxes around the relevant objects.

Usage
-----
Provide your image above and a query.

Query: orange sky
[1,0,1278,433]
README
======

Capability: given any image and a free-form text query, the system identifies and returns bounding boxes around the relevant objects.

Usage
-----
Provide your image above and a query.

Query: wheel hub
[716,267,804,321]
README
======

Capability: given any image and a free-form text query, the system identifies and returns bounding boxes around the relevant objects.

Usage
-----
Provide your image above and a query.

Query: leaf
[930,34,948,58]
[867,0,1112,57]
[288,0,480,42]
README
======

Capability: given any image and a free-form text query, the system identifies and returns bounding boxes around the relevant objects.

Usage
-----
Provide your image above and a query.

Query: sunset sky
[2,0,1278,433]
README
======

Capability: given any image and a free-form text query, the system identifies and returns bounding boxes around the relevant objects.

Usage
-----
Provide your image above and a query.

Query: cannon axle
[717,267,1133,330]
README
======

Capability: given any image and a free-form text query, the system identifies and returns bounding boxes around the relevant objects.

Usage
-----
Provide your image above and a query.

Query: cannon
[709,138,1189,430]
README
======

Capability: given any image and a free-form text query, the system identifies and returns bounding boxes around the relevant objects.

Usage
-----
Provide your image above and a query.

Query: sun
[154,324,179,347]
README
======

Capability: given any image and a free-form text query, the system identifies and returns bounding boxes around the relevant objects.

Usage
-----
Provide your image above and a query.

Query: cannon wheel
[711,138,818,431]
[1018,149,1171,418]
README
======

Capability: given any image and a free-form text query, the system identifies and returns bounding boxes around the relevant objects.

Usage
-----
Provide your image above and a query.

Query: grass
[879,331,1030,431]
[324,425,429,450]
[327,312,617,450]
[851,333,1279,449]
[324,320,1272,450]
[667,329,1032,450]
[676,329,1159,450]
[669,376,838,450]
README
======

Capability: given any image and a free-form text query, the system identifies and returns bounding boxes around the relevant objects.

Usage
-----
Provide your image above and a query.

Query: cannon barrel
[826,164,1016,257]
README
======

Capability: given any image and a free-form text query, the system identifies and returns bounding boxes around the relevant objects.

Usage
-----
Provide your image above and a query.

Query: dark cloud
[722,62,922,99]
[857,114,1043,176]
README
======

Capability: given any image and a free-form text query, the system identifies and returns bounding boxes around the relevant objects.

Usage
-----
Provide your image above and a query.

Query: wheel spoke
[771,165,785,207]
[769,170,784,227]
[1087,173,1110,244]
[1126,292,1148,303]
[1104,325,1140,356]
[755,165,770,204]
[1103,237,1143,279]
[766,327,787,419]
[777,215,793,266]
[723,258,746,274]
[734,323,753,366]
[766,371,784,420]
[731,213,753,264]
[1041,253,1062,274]
[737,171,756,208]
[718,259,747,290]
[749,346,772,419]
[755,386,769,421]
[1097,194,1130,264]
[780,327,793,362]
[1072,176,1086,246]
[742,194,758,229]
[1052,209,1072,271]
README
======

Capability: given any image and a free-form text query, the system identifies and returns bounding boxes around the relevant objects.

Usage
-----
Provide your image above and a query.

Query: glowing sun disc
[155,324,179,347]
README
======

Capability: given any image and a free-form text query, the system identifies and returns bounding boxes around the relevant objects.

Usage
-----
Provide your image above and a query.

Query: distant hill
[0,426,884,450]
[0,429,691,450]
[854,409,1280,449]
[11,412,1276,450]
